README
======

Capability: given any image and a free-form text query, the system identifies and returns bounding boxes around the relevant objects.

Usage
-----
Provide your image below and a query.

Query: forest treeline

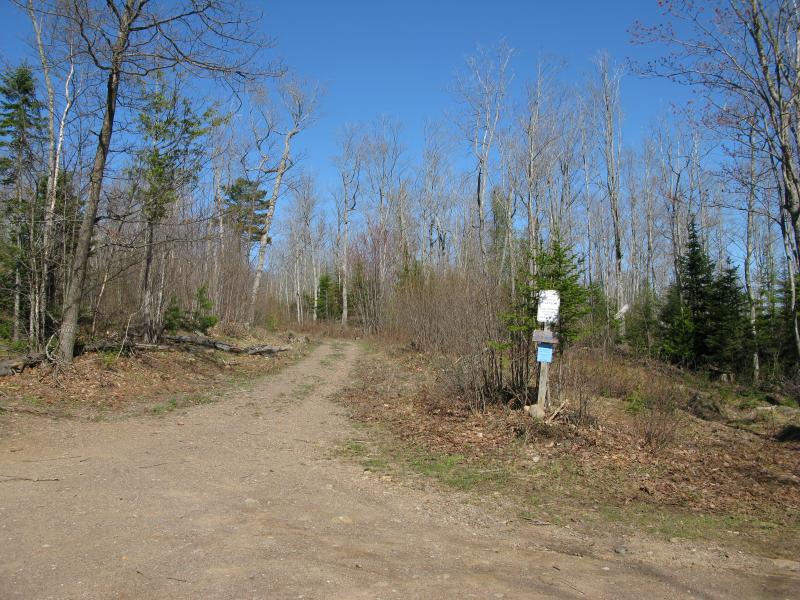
[0,1,798,403]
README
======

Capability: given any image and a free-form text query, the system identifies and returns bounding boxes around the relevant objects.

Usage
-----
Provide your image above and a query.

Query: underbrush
[335,343,800,559]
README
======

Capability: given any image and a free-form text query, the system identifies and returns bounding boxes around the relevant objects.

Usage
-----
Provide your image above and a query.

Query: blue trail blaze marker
[537,342,554,364]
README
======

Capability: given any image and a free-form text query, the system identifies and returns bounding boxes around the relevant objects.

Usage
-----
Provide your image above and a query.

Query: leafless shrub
[636,399,680,452]
[566,347,691,407]
[388,269,507,411]
[548,349,592,427]
[211,322,250,339]
[781,370,800,405]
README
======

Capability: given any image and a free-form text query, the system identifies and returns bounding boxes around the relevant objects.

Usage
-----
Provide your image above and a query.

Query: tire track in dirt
[0,340,796,599]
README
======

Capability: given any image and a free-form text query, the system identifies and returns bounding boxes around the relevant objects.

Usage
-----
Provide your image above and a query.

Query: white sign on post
[536,290,560,324]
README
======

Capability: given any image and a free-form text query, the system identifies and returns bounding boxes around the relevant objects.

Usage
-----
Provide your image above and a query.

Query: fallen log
[163,334,244,353]
[162,334,289,355]
[0,335,289,378]
[245,344,289,356]
[0,341,128,376]
[81,340,172,353]
[0,340,128,375]
[0,354,47,377]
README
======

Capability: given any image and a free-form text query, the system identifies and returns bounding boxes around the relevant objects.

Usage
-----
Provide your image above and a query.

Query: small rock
[613,546,627,555]
[524,404,545,419]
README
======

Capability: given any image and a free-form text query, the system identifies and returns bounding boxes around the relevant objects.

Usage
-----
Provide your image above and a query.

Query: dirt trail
[0,341,796,599]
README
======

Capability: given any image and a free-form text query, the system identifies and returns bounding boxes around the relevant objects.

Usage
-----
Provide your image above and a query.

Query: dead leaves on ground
[0,340,295,419]
[338,347,800,519]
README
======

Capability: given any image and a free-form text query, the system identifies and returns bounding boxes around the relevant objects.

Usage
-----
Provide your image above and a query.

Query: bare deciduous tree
[247,78,318,326]
[42,0,275,360]
[453,42,513,265]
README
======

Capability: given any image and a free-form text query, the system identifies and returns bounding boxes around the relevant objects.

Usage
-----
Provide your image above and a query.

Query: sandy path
[0,341,796,599]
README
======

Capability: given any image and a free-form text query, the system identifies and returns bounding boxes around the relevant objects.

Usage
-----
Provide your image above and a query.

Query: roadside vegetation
[334,344,799,560]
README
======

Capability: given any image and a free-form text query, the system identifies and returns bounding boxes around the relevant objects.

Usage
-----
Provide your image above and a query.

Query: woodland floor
[0,339,797,599]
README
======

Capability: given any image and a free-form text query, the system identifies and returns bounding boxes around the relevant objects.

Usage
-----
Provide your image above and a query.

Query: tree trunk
[141,220,156,342]
[211,166,225,311]
[28,1,75,348]
[58,23,130,361]
[780,208,800,359]
[12,251,21,343]
[745,157,760,382]
[341,210,349,326]
[248,128,297,326]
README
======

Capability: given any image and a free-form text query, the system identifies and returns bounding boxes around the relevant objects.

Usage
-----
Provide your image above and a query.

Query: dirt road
[0,341,796,599]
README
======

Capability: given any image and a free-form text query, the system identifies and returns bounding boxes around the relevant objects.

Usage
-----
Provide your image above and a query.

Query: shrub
[626,391,646,414]
[164,286,219,334]
[637,399,679,451]
[100,350,118,370]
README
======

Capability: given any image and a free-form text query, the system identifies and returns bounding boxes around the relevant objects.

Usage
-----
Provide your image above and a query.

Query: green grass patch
[147,394,215,416]
[295,381,317,399]
[22,395,42,407]
[148,398,179,415]
[340,440,368,456]
[335,438,390,471]
[362,456,390,470]
[408,452,509,491]
[320,351,346,367]
[737,397,762,410]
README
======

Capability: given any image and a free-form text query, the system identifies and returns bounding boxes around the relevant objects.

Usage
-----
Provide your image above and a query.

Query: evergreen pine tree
[660,284,695,366]
[315,272,343,321]
[0,64,44,342]
[680,220,715,365]
[660,219,746,373]
[625,284,660,355]
[223,177,270,243]
[0,65,44,186]
[534,237,589,344]
[774,273,800,374]
[706,261,747,373]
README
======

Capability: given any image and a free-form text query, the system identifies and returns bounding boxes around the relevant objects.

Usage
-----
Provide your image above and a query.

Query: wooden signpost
[534,290,559,413]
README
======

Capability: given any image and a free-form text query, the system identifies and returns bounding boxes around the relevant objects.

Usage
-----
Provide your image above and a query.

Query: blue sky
[0,1,689,204]
[260,0,688,186]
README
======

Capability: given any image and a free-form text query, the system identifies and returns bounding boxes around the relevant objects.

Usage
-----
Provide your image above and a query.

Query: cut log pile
[0,335,291,376]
